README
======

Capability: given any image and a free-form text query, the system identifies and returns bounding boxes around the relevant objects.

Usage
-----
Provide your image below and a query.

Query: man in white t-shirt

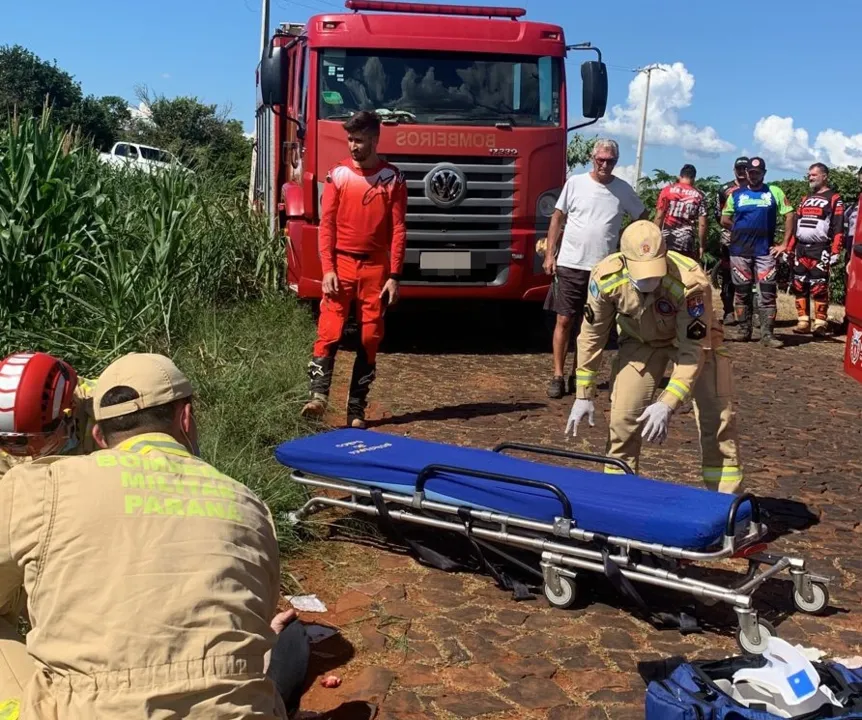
[542,138,647,399]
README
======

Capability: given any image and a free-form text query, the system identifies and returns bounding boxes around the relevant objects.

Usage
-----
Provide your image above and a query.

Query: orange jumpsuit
[314,159,407,362]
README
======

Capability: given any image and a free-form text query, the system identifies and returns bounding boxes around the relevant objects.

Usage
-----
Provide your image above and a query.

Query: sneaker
[348,416,367,429]
[547,376,565,399]
[722,312,737,326]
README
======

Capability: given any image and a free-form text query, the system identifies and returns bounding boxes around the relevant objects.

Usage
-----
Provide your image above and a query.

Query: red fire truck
[254,0,607,303]
[844,208,862,383]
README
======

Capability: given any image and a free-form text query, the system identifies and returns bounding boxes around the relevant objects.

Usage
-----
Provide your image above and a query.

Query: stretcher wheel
[793,581,829,614]
[736,619,776,655]
[544,576,577,609]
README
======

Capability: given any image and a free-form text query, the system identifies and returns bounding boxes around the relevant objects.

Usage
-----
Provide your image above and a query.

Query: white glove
[637,401,673,444]
[566,399,595,437]
[830,253,840,265]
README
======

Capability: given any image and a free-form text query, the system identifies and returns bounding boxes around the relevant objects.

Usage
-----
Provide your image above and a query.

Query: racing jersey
[318,158,407,277]
[788,188,844,258]
[656,182,706,257]
[722,184,793,257]
[715,180,745,246]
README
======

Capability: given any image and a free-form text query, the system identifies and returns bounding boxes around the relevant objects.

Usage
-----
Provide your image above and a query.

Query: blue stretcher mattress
[274,429,753,551]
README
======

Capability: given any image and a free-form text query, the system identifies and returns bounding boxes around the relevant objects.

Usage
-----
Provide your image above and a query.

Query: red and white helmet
[0,352,79,457]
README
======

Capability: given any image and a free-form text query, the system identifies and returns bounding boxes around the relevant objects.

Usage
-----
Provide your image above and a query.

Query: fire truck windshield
[318,48,561,127]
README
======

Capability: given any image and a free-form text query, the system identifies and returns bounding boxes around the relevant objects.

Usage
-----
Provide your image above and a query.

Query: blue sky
[4,0,862,184]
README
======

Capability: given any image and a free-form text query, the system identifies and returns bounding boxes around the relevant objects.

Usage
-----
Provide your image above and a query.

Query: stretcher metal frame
[286,441,831,653]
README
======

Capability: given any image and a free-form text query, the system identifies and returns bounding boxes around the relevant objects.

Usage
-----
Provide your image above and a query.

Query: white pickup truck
[98,142,188,174]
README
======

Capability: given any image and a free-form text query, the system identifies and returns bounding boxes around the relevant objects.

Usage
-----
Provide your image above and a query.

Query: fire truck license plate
[420,252,471,271]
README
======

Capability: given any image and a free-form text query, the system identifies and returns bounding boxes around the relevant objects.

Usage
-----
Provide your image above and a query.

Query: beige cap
[620,220,667,281]
[93,353,193,421]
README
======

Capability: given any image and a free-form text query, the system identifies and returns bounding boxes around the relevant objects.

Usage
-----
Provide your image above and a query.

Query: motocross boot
[793,297,810,334]
[812,301,830,337]
[725,303,752,342]
[759,306,784,348]
[300,356,335,420]
[346,349,376,429]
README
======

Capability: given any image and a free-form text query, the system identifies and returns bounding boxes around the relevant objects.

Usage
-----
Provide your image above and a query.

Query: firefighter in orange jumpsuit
[301,111,407,428]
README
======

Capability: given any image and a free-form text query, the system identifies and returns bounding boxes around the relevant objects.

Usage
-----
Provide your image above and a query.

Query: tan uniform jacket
[0,432,285,719]
[575,250,718,411]
[0,380,96,479]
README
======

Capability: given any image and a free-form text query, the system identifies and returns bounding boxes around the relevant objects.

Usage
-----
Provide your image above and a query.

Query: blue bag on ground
[641,654,862,719]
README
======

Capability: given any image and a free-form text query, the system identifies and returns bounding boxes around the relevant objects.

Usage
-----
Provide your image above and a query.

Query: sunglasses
[594,157,617,165]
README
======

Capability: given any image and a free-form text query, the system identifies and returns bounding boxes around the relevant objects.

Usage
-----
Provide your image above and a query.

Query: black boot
[346,350,376,429]
[759,306,784,348]
[300,356,334,420]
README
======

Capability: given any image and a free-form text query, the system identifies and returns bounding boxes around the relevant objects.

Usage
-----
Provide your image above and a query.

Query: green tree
[566,134,597,170]
[0,45,131,150]
[0,44,82,121]
[129,89,253,192]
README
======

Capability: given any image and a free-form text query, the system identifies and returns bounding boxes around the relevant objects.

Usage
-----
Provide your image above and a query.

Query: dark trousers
[267,620,311,716]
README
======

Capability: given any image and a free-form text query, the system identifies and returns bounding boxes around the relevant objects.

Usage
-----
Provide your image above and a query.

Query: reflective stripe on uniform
[661,275,685,301]
[603,465,627,475]
[117,433,192,458]
[702,466,742,483]
[715,345,730,357]
[668,250,698,271]
[0,699,20,720]
[575,369,597,388]
[597,269,630,294]
[664,379,691,403]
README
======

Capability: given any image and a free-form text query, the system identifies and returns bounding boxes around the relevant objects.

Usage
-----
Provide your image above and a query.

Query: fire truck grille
[384,154,516,248]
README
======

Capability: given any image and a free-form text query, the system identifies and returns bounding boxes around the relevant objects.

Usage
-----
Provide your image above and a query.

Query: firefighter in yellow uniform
[0,353,287,719]
[566,220,743,493]
[0,352,96,479]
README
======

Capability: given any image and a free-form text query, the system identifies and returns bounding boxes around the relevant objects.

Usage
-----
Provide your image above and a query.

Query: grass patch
[172,293,318,553]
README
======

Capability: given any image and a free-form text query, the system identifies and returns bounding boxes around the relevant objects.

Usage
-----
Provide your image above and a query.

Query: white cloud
[612,163,638,187]
[599,62,734,157]
[161,73,172,80]
[753,115,862,173]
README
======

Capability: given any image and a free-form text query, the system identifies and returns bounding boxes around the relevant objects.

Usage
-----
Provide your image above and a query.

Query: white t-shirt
[554,172,646,271]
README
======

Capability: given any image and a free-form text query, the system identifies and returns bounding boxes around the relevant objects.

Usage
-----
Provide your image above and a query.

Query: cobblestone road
[286,295,862,720]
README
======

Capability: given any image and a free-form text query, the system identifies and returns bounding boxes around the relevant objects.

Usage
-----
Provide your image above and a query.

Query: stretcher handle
[491,442,635,475]
[416,463,573,520]
[725,492,760,538]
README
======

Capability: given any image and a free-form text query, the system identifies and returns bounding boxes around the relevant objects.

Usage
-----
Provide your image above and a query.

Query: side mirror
[581,60,608,120]
[260,43,288,107]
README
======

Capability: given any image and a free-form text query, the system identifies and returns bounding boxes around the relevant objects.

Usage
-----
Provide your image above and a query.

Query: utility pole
[633,64,665,188]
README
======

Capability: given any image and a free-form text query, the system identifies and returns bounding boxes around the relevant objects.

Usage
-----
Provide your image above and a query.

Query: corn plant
[1,110,284,375]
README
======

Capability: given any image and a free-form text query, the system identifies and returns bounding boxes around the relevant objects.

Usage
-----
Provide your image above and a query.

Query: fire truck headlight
[537,191,559,219]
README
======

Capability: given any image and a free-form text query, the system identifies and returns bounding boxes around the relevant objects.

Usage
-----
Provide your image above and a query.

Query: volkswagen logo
[424,163,467,209]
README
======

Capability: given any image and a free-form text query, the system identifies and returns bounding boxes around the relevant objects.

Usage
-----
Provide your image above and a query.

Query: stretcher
[274,429,831,653]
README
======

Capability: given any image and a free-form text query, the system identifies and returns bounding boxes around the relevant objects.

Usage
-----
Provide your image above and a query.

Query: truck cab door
[844,196,862,382]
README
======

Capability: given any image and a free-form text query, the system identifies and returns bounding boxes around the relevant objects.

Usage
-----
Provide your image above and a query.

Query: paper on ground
[285,594,328,612]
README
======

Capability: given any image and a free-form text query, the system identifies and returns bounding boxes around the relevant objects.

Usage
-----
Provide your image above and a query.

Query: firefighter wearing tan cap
[565,220,743,493]
[0,353,289,719]
[0,352,96,479]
